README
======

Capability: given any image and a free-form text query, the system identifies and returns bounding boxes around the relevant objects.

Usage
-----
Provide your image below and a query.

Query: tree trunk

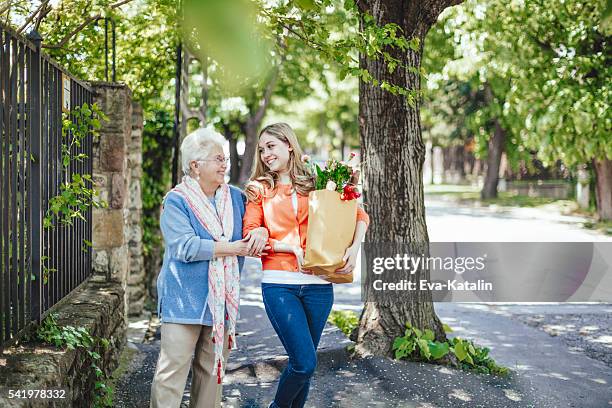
[237,64,283,186]
[481,84,506,199]
[429,143,435,185]
[454,145,465,181]
[593,157,612,220]
[442,146,452,183]
[481,118,505,199]
[464,137,475,176]
[239,121,260,186]
[355,0,462,358]
[222,123,242,185]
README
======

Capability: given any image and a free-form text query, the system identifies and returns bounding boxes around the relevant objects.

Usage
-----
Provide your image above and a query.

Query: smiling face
[258,133,293,174]
[191,145,227,186]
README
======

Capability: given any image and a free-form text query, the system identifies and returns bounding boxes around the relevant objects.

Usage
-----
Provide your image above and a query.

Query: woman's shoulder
[228,184,244,197]
[161,191,190,215]
[244,180,271,203]
[228,184,247,206]
[163,190,185,206]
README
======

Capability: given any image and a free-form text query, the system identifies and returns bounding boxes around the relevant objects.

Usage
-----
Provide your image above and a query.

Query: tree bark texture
[593,157,612,221]
[481,84,506,199]
[355,0,463,357]
[481,117,505,199]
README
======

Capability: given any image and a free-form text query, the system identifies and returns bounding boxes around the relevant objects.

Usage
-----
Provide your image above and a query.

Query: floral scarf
[170,175,240,383]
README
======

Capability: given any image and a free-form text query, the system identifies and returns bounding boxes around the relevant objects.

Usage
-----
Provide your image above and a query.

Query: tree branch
[250,40,288,127]
[355,0,369,13]
[42,0,136,49]
[251,67,279,127]
[2,0,12,25]
[42,13,101,49]
[34,3,51,30]
[108,0,134,9]
[0,1,13,16]
[17,0,50,34]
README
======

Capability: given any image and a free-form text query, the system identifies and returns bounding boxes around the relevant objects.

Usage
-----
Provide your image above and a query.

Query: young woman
[242,123,369,408]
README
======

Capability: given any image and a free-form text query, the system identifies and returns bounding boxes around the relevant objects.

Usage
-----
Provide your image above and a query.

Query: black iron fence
[0,23,94,350]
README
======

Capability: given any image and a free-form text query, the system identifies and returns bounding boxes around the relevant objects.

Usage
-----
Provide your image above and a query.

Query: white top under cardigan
[261,190,329,285]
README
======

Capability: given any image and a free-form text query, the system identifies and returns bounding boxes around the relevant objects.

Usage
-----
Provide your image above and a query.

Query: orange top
[242,184,370,272]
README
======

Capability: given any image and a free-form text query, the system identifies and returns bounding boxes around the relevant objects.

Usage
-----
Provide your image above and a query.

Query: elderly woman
[150,127,257,408]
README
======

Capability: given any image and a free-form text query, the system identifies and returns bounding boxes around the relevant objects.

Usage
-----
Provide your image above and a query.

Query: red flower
[341,184,360,201]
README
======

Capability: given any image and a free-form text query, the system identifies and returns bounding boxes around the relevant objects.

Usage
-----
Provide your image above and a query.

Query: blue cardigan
[156,185,246,325]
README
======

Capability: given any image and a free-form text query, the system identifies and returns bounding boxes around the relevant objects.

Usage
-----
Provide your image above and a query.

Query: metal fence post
[27,29,42,323]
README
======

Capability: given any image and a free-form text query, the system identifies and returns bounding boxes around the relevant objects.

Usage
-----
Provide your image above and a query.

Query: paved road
[114,197,612,407]
[424,196,611,242]
[115,257,612,407]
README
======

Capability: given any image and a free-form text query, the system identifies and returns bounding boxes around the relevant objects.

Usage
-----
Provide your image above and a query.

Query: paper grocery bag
[303,189,357,284]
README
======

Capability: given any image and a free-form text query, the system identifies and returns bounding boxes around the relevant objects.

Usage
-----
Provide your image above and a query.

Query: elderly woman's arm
[243,197,271,256]
[161,196,248,261]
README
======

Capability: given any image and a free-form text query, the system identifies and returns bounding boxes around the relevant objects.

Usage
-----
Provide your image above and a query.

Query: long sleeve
[243,196,277,254]
[242,198,265,237]
[160,196,215,262]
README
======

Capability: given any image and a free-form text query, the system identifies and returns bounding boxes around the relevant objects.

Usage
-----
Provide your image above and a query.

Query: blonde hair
[245,123,314,202]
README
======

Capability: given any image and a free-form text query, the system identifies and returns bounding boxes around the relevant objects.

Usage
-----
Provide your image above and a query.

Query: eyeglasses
[197,156,230,165]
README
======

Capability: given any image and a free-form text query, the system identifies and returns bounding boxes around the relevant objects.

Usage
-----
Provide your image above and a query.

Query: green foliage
[260,0,423,104]
[42,0,179,113]
[424,0,610,177]
[392,322,450,361]
[392,322,508,376]
[38,103,108,287]
[40,255,57,285]
[294,81,360,155]
[422,4,528,173]
[141,109,175,256]
[493,0,611,166]
[327,310,358,336]
[310,158,354,192]
[37,314,114,407]
[44,103,109,231]
[183,0,272,92]
[448,337,508,376]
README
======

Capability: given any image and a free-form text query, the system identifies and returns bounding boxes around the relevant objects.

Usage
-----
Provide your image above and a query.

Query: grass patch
[327,312,509,377]
[393,322,508,376]
[36,314,114,407]
[482,193,559,207]
[426,186,560,208]
[107,345,138,394]
[582,219,612,235]
[327,310,359,336]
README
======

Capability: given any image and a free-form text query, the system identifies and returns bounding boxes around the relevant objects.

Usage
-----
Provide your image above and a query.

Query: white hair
[180,127,227,175]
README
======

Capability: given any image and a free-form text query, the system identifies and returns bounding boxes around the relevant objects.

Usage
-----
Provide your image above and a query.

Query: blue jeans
[262,283,334,408]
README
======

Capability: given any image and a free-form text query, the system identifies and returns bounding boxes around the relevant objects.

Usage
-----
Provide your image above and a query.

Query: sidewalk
[114,259,612,407]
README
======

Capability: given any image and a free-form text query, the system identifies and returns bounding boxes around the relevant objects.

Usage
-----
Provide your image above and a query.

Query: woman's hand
[231,237,252,257]
[336,244,360,274]
[292,245,305,271]
[213,238,251,257]
[245,227,269,256]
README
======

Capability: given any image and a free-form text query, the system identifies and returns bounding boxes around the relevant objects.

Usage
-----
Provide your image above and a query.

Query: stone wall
[0,282,126,407]
[126,104,146,316]
[90,83,146,317]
